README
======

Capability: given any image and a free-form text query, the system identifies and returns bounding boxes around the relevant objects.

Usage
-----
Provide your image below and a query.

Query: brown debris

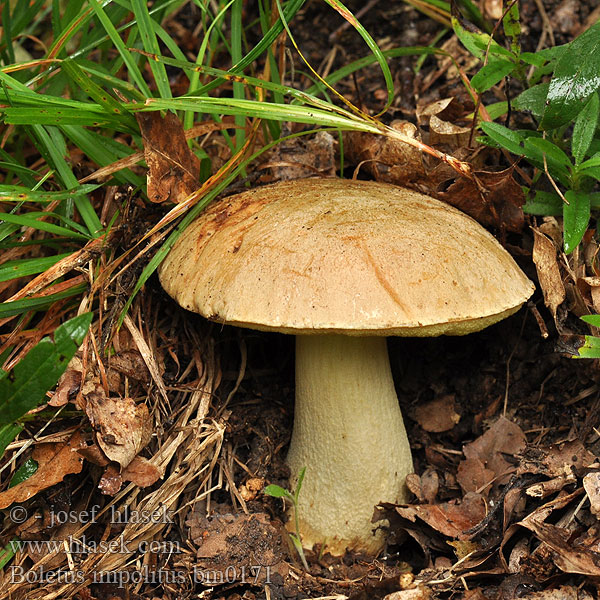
[135,110,200,203]
[414,395,460,433]
[188,510,289,585]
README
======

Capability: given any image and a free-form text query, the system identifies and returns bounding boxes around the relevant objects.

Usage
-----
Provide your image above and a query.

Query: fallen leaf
[98,463,122,496]
[135,111,200,204]
[429,115,472,148]
[457,458,495,495]
[85,385,152,468]
[344,121,427,185]
[383,587,431,600]
[437,167,525,232]
[262,131,336,180]
[108,350,151,384]
[0,431,85,509]
[583,472,600,516]
[394,492,486,538]
[50,356,83,406]
[532,228,566,322]
[518,439,596,478]
[462,417,526,486]
[520,587,593,600]
[122,456,161,487]
[414,395,460,432]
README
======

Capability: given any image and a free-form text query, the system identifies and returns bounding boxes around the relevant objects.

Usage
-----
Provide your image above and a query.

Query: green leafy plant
[456,11,600,255]
[0,312,92,455]
[264,467,309,570]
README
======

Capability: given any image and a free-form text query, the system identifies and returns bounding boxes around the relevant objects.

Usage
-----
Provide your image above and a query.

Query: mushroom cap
[159,178,535,335]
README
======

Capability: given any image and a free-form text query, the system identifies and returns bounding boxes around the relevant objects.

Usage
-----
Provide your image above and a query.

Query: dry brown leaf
[394,492,486,539]
[49,356,83,406]
[383,587,431,600]
[122,456,161,487]
[532,228,566,322]
[85,385,152,468]
[521,587,593,600]
[518,439,596,478]
[457,458,495,495]
[135,111,200,203]
[583,472,600,516]
[414,395,460,432]
[344,121,427,185]
[436,167,525,232]
[0,432,85,509]
[108,350,151,384]
[262,131,336,180]
[429,115,472,148]
[462,416,526,485]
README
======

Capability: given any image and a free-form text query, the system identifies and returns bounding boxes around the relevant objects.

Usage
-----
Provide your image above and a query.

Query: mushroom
[158,178,535,555]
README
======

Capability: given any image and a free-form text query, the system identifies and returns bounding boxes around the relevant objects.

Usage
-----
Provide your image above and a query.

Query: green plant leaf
[541,21,600,129]
[471,58,515,93]
[264,484,294,501]
[573,334,600,358]
[451,16,512,60]
[502,0,521,57]
[9,458,38,487]
[582,314,600,327]
[563,190,591,254]
[572,92,599,165]
[0,424,23,458]
[0,312,92,424]
[522,137,572,185]
[479,121,524,155]
[513,82,549,118]
[522,190,562,216]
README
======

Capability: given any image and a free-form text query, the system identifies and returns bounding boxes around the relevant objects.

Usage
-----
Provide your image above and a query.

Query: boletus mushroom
[158,178,535,555]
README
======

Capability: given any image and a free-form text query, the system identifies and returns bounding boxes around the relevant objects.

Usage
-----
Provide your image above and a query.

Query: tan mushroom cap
[159,178,535,334]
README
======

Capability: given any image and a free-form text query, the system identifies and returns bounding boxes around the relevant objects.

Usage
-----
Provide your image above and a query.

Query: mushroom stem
[286,334,413,555]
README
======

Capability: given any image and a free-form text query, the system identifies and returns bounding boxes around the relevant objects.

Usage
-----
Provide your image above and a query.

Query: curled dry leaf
[85,385,152,468]
[50,356,83,407]
[135,111,200,204]
[413,395,460,433]
[0,431,85,509]
[394,492,486,539]
[344,121,427,186]
[532,228,566,322]
[121,456,161,488]
[429,115,472,148]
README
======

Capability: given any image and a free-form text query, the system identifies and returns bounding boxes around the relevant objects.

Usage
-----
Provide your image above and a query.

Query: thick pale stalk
[286,335,413,555]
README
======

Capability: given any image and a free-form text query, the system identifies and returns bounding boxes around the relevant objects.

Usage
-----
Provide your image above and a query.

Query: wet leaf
[471,58,515,93]
[563,190,591,253]
[572,92,599,165]
[541,21,600,129]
